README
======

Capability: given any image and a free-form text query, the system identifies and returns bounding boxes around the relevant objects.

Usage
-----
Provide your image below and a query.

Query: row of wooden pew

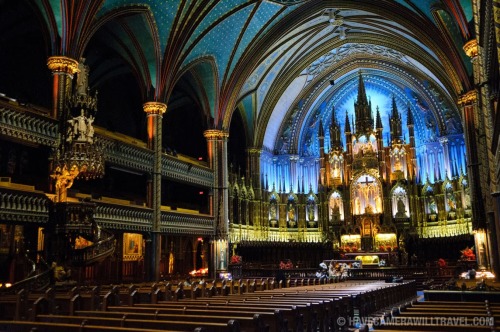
[0,276,343,320]
[359,298,499,332]
[0,278,417,331]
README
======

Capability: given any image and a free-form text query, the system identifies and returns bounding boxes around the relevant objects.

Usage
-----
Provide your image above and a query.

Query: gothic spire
[344,110,351,133]
[354,71,373,133]
[376,106,383,130]
[389,95,403,142]
[407,104,414,126]
[330,107,343,149]
[318,119,324,138]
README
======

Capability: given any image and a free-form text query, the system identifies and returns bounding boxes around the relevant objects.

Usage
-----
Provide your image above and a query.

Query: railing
[72,229,115,266]
[235,264,466,281]
[2,258,51,294]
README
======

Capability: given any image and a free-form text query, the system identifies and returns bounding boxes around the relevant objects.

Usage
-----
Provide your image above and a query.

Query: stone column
[47,56,79,120]
[143,101,167,281]
[204,129,229,277]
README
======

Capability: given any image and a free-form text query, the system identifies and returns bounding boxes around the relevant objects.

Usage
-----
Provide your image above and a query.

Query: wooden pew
[36,314,242,332]
[0,288,28,320]
[0,320,212,331]
[71,310,270,332]
[101,306,287,332]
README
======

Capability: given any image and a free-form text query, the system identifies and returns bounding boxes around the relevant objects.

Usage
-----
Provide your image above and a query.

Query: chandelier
[51,60,105,202]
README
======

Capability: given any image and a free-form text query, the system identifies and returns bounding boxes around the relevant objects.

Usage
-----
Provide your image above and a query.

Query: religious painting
[123,233,143,260]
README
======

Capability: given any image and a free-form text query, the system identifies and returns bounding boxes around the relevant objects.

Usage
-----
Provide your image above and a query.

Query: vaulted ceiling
[3,0,475,158]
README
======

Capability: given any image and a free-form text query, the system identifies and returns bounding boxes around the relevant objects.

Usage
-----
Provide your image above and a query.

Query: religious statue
[269,203,277,220]
[287,204,295,221]
[463,189,471,209]
[308,205,315,221]
[375,196,382,213]
[76,59,89,95]
[52,165,79,203]
[354,197,361,215]
[447,193,457,211]
[395,197,406,218]
[66,110,95,143]
[331,201,340,215]
[428,196,437,214]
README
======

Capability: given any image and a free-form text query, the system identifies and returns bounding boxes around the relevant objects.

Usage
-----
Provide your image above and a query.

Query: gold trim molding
[463,39,478,58]
[458,90,477,105]
[47,56,79,75]
[247,148,262,154]
[203,129,229,140]
[143,101,167,115]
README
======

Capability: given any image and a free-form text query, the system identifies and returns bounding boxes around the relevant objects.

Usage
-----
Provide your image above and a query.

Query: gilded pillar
[494,0,500,68]
[247,148,262,193]
[143,101,167,281]
[462,38,490,227]
[247,148,262,231]
[47,56,79,119]
[204,129,229,276]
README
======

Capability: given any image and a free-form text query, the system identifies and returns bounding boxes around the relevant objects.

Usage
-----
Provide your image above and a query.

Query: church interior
[0,1,500,325]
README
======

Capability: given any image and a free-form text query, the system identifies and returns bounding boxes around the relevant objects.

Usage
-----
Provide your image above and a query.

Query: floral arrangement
[460,247,476,261]
[437,258,447,268]
[379,245,385,252]
[230,255,242,264]
[279,260,293,269]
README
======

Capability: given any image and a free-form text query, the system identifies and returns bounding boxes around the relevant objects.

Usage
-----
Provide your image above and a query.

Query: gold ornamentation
[463,39,478,58]
[247,148,262,154]
[47,56,79,75]
[458,90,477,105]
[51,165,79,203]
[203,129,229,139]
[143,102,167,114]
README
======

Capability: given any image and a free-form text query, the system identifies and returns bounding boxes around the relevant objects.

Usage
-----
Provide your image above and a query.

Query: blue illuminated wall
[260,75,468,194]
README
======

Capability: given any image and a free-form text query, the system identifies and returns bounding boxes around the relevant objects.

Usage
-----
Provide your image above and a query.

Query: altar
[345,252,390,266]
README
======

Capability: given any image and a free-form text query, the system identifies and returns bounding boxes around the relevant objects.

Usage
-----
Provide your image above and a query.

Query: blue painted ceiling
[33,0,474,157]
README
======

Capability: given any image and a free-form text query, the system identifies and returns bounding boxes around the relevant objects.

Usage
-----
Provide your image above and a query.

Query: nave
[1,277,498,332]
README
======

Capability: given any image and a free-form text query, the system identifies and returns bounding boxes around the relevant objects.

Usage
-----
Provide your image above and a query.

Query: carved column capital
[47,56,79,75]
[143,102,167,115]
[463,39,478,58]
[458,90,478,105]
[203,129,229,140]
